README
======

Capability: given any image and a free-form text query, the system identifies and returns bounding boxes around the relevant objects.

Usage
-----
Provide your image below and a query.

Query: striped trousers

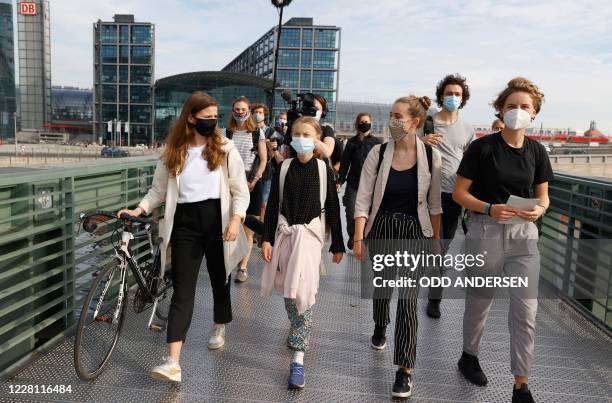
[367,212,428,368]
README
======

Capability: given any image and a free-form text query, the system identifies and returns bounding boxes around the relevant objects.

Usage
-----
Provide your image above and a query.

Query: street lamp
[269,0,293,123]
[14,112,18,157]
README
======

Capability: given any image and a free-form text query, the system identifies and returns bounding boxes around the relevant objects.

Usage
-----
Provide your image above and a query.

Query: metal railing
[0,156,158,379]
[1,162,610,379]
[539,172,612,332]
[548,154,612,164]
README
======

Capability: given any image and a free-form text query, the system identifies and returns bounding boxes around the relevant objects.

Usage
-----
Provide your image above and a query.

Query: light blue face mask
[443,95,461,112]
[290,137,315,155]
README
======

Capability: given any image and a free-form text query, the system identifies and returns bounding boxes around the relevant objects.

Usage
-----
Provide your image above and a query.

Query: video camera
[281,90,319,133]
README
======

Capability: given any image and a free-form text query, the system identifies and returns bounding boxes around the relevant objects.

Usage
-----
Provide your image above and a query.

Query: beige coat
[354,137,443,238]
[138,139,250,280]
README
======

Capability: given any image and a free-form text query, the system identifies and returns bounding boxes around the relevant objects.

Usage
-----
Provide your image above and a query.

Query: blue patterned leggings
[284,298,313,352]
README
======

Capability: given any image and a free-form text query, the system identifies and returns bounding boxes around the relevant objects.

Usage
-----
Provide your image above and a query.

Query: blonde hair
[292,116,322,139]
[493,77,545,116]
[393,96,432,128]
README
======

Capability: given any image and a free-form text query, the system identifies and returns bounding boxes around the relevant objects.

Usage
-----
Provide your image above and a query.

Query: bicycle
[74,210,173,380]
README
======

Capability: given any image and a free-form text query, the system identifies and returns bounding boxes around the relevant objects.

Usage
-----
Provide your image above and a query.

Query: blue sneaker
[288,362,305,389]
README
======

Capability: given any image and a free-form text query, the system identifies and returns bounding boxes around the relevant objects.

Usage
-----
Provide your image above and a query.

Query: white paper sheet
[497,195,540,224]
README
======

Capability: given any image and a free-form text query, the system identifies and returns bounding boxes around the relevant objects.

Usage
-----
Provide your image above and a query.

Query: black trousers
[367,212,428,368]
[246,172,262,215]
[428,192,463,300]
[167,199,231,343]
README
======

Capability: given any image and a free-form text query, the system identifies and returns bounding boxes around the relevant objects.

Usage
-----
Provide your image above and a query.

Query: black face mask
[357,122,371,133]
[192,117,217,137]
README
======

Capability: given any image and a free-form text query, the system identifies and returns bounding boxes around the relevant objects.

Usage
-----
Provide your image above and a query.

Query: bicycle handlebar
[80,210,156,226]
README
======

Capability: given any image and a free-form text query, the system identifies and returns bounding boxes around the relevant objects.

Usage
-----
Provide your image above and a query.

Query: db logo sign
[19,2,37,16]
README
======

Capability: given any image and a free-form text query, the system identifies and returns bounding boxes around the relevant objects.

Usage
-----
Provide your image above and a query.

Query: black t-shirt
[287,124,335,158]
[378,165,418,214]
[330,137,344,166]
[457,132,554,204]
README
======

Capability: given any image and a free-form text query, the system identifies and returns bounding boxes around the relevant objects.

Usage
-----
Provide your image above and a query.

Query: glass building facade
[335,101,392,137]
[0,0,16,140]
[51,86,93,122]
[154,71,272,142]
[17,0,51,132]
[223,18,341,124]
[93,15,154,145]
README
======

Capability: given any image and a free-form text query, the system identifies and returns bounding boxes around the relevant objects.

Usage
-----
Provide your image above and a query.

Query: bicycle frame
[101,224,171,329]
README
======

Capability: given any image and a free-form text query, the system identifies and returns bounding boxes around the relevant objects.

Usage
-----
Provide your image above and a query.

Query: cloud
[11,0,612,132]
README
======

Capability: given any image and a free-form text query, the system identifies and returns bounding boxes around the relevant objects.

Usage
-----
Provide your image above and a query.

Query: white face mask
[314,110,322,122]
[503,108,532,130]
[253,113,265,123]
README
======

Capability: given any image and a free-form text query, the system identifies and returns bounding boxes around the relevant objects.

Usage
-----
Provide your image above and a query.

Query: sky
[9,0,612,132]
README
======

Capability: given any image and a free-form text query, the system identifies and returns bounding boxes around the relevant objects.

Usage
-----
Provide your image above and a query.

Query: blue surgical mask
[443,95,461,112]
[290,137,315,155]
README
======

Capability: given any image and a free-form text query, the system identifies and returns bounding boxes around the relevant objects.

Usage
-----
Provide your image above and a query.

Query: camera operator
[267,111,290,164]
[281,93,337,160]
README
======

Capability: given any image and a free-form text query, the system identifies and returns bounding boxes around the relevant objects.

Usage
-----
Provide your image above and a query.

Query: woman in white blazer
[118,92,250,383]
[353,96,442,398]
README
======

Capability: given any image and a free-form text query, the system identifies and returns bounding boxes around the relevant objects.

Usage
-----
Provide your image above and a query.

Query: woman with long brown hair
[222,96,267,283]
[118,91,250,383]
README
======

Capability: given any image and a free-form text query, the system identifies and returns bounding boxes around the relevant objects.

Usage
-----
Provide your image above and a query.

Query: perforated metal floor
[2,230,611,402]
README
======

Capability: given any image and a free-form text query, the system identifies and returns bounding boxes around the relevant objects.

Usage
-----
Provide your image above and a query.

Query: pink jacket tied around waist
[261,214,324,315]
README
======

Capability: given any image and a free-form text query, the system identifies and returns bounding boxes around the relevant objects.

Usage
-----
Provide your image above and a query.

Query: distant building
[223,17,340,124]
[51,86,93,122]
[0,0,16,139]
[93,14,154,145]
[335,101,392,138]
[154,71,272,141]
[17,0,52,131]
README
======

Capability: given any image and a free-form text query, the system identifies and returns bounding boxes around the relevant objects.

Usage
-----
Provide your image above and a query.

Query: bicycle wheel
[74,262,128,380]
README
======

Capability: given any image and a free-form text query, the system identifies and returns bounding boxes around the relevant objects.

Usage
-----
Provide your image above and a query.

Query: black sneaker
[426,299,441,318]
[371,325,386,350]
[457,351,488,386]
[512,384,535,403]
[391,369,412,398]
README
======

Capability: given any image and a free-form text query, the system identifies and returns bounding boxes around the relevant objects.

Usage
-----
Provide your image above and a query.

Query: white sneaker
[208,325,225,350]
[150,356,181,382]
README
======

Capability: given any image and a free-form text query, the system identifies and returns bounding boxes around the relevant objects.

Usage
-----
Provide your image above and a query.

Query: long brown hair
[228,96,256,132]
[162,92,226,176]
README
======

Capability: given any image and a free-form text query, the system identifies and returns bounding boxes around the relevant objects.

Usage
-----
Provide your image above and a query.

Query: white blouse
[177,145,221,203]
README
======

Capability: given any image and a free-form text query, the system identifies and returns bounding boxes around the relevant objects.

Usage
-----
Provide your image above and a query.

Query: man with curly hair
[420,73,476,319]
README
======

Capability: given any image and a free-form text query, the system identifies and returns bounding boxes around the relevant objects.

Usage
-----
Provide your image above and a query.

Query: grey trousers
[462,213,540,376]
